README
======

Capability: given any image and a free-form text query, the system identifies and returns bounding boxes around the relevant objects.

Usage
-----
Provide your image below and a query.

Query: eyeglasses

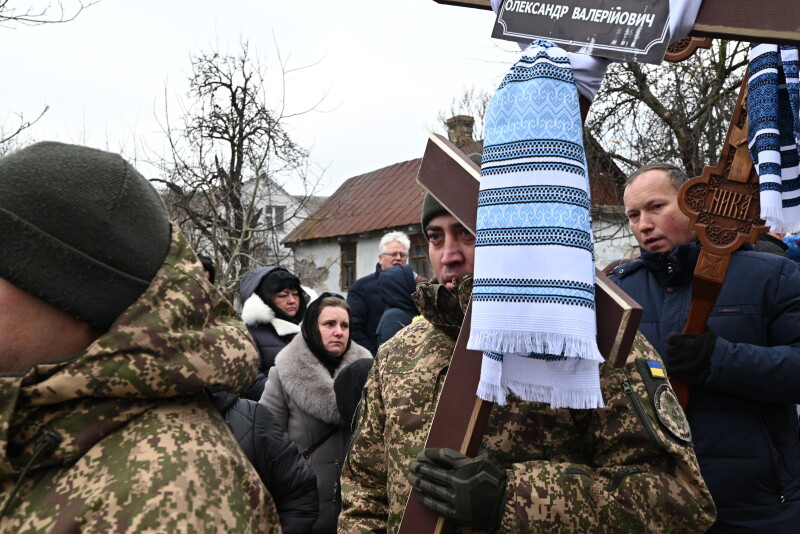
[380,251,408,259]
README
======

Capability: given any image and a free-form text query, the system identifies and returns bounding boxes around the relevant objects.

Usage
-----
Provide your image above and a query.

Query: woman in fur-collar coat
[261,293,371,534]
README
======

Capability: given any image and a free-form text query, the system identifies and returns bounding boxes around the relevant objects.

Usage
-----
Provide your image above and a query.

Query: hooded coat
[260,334,371,534]
[239,266,305,400]
[0,227,280,533]
[375,264,418,347]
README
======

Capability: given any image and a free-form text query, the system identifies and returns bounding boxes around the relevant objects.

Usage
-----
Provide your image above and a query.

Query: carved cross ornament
[677,78,767,286]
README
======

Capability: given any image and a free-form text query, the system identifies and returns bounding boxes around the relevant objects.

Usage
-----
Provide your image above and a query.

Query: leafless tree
[0,1,99,151]
[0,0,98,26]
[587,40,748,178]
[435,86,492,141]
[153,41,325,299]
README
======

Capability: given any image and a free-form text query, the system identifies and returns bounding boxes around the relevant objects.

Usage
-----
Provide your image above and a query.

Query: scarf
[301,293,352,376]
[468,40,603,410]
[748,44,800,232]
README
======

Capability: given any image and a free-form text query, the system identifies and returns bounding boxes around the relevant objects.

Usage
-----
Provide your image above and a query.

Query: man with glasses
[347,231,410,355]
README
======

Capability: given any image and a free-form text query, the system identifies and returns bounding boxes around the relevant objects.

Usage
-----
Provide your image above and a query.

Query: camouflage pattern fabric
[339,275,716,533]
[0,227,281,533]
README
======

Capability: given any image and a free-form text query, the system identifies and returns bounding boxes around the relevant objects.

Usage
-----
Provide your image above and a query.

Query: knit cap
[0,141,171,331]
[420,152,481,231]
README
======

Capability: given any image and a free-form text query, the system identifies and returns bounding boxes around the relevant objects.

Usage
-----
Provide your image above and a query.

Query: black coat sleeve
[224,398,320,533]
[253,403,320,534]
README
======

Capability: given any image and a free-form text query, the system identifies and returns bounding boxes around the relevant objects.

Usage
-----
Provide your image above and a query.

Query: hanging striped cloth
[468,41,603,409]
[748,44,800,232]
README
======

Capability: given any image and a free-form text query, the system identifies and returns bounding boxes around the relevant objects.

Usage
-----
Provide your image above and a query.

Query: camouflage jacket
[339,276,716,533]
[0,227,281,533]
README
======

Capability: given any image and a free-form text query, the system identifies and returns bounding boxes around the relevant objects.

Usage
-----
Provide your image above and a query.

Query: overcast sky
[2,0,517,195]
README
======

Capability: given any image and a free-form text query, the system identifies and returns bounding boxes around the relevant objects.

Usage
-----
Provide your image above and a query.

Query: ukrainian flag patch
[647,360,666,379]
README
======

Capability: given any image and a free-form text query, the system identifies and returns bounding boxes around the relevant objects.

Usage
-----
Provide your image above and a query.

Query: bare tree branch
[588,40,747,178]
[0,0,100,26]
[0,105,47,146]
[152,41,325,299]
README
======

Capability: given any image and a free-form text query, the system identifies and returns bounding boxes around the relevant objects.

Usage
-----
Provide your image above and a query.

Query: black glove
[666,327,717,386]
[407,447,506,530]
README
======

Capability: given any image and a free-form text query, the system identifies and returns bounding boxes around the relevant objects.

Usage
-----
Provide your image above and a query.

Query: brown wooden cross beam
[672,73,766,407]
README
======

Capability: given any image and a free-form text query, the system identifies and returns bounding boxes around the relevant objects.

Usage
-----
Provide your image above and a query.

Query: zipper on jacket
[622,380,666,454]
[605,466,642,492]
[566,467,591,477]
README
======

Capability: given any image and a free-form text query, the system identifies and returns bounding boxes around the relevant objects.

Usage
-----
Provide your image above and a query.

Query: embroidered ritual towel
[748,44,800,233]
[468,41,603,409]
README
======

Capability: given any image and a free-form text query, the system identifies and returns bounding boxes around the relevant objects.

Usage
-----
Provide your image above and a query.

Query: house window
[340,243,357,291]
[265,205,286,232]
[409,234,432,282]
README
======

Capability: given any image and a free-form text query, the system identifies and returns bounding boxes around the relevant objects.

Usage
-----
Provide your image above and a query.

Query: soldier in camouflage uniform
[0,142,280,532]
[338,195,716,532]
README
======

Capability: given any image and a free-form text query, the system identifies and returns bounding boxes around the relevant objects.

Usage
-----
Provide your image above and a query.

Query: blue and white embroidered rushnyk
[748,44,800,233]
[468,40,603,409]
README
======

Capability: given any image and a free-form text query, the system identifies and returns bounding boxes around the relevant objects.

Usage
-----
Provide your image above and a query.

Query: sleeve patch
[647,360,666,378]
[654,384,692,444]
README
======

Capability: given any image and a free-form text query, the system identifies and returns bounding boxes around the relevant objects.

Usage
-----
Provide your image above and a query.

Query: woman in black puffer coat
[238,266,310,400]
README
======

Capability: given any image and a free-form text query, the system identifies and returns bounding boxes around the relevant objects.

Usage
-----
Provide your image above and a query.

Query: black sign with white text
[492,0,671,64]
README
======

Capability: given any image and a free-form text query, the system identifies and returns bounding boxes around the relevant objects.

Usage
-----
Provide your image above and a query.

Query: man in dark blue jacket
[610,162,800,532]
[347,231,410,355]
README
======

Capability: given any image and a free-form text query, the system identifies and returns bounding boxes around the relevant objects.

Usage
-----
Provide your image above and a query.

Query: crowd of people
[1,140,798,533]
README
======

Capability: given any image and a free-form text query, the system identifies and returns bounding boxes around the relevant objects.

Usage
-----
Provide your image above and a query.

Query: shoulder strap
[302,426,339,459]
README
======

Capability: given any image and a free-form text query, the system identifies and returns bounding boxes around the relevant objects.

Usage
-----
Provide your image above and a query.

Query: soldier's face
[425,214,475,290]
[0,277,96,373]
[624,170,696,253]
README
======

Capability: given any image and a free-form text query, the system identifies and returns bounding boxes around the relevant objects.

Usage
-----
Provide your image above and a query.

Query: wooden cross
[672,73,765,406]
[398,2,800,531]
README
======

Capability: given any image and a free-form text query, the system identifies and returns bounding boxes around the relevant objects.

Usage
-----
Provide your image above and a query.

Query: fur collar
[241,293,301,336]
[274,335,372,424]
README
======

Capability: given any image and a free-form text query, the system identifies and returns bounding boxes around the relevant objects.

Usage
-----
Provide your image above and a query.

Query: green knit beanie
[0,141,171,331]
[420,193,448,232]
[420,152,481,231]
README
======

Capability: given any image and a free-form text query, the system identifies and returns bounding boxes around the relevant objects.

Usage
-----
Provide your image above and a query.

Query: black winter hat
[0,141,171,331]
[421,193,448,232]
[256,268,307,324]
